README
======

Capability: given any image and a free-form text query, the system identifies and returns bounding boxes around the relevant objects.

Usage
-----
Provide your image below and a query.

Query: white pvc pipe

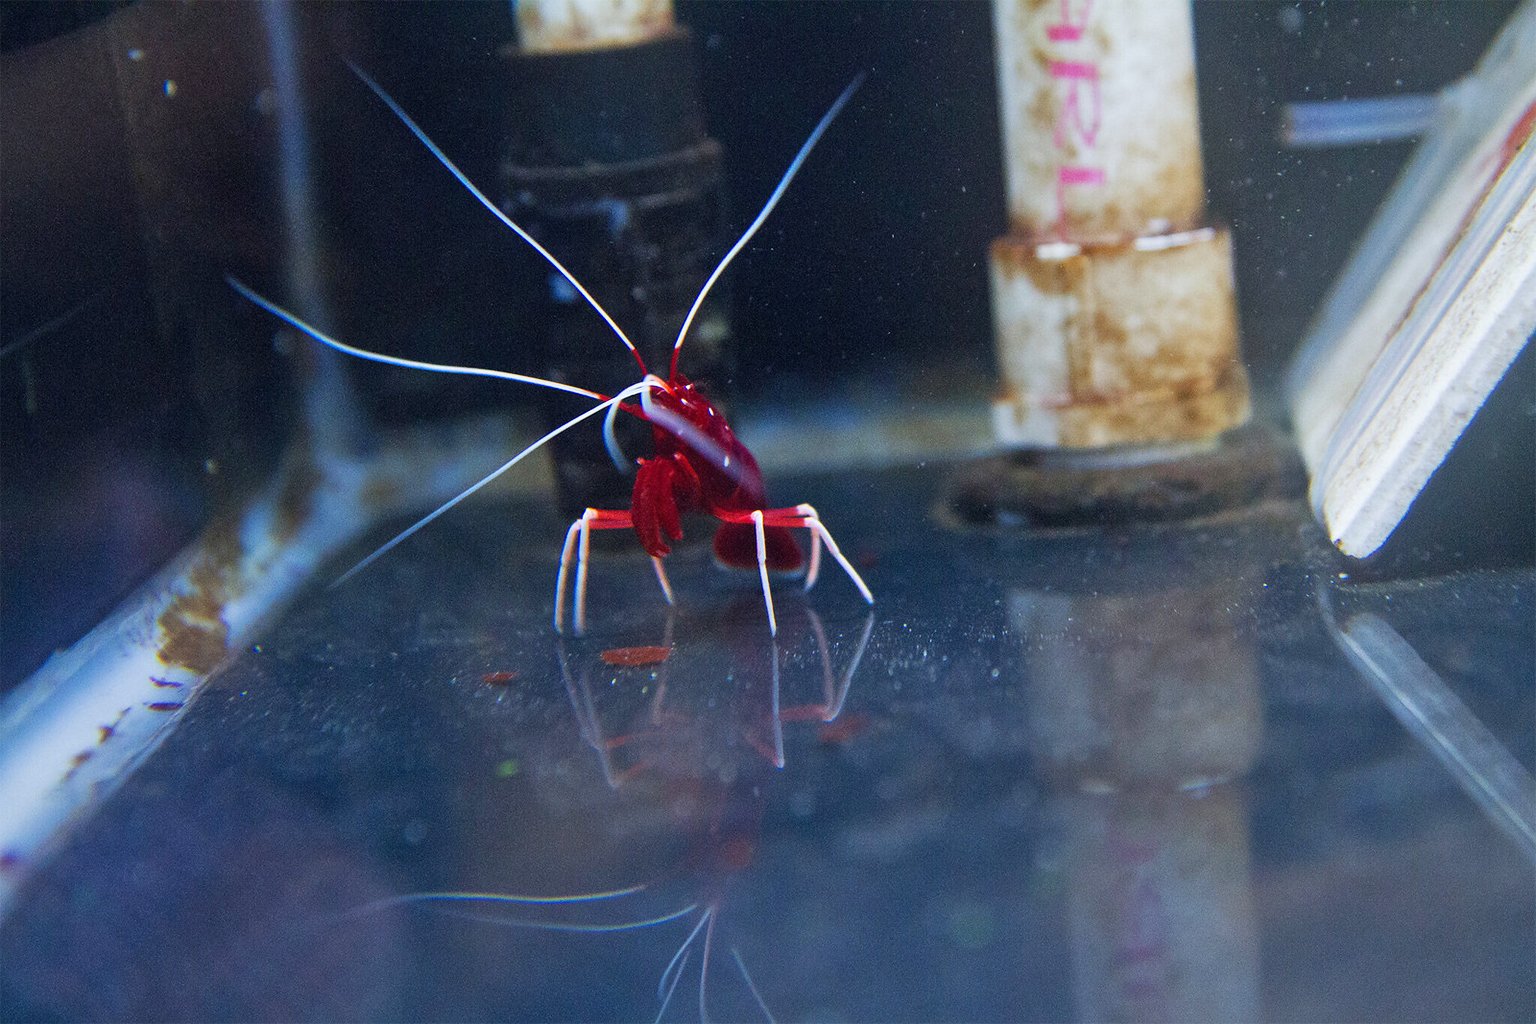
[988,0,1250,449]
[992,0,1206,240]
[515,0,675,54]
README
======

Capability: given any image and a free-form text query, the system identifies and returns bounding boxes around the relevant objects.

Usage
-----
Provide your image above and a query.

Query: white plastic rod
[1283,93,1442,148]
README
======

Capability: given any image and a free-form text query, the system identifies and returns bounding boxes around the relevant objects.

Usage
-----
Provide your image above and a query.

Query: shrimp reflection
[562,604,870,778]
[362,601,874,1022]
[553,603,874,1021]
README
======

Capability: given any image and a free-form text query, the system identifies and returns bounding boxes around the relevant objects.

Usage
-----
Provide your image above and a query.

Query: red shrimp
[229,64,872,636]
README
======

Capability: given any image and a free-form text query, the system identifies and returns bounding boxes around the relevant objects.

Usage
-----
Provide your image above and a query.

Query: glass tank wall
[1,3,1530,1021]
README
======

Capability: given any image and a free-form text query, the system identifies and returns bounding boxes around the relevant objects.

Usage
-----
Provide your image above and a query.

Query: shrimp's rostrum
[230,64,872,636]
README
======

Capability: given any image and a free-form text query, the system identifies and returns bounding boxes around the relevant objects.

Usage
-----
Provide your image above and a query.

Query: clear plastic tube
[1282,92,1441,148]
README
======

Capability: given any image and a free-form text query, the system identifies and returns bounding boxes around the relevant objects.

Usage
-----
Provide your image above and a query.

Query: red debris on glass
[600,645,673,667]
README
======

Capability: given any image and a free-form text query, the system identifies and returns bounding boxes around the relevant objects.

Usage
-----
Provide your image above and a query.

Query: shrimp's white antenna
[656,907,711,1022]
[698,902,719,1024]
[227,276,607,402]
[335,389,632,585]
[603,373,668,472]
[731,947,775,1023]
[0,288,106,360]
[416,903,699,934]
[343,883,649,917]
[655,947,693,1024]
[344,60,649,376]
[670,73,866,379]
[228,276,651,582]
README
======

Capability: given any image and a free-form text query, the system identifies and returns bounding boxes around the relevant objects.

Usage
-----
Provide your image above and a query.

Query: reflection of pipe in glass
[1013,581,1262,1022]
[1320,588,1536,861]
[347,604,874,1021]
[1012,588,1261,791]
[1058,786,1257,1024]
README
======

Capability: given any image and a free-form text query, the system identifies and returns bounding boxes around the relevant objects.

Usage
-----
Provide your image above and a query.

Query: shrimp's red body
[631,373,802,574]
[556,370,868,636]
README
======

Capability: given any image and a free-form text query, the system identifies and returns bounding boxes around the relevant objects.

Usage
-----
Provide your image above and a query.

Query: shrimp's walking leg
[555,517,584,632]
[750,510,779,637]
[651,557,675,606]
[803,508,824,591]
[723,503,871,636]
[759,503,873,605]
[553,508,635,634]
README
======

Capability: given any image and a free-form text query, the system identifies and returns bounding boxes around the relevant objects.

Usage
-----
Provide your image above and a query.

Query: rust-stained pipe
[501,0,732,517]
[988,0,1250,451]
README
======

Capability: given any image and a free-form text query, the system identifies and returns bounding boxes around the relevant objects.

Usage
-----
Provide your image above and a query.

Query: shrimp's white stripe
[671,73,866,371]
[603,373,669,470]
[345,60,646,370]
[638,378,755,491]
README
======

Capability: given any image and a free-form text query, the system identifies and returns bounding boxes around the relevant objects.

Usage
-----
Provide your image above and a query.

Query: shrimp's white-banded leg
[575,515,593,633]
[555,516,584,632]
[759,504,873,605]
[554,508,633,634]
[650,557,675,606]
[750,510,778,637]
[800,503,824,591]
[730,504,871,635]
